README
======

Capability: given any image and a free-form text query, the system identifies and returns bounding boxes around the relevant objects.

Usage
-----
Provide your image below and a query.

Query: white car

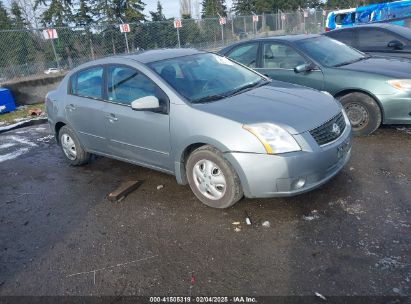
[44,68,60,75]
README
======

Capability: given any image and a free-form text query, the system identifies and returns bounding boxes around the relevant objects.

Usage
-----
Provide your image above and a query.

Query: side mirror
[131,96,160,111]
[387,40,404,50]
[294,63,315,73]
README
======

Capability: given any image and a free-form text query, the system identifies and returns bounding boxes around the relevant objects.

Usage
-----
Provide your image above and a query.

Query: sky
[144,0,234,19]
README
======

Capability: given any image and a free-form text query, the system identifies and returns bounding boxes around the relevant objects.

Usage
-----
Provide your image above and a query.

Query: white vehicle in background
[326,8,356,31]
[44,68,60,75]
[326,0,411,31]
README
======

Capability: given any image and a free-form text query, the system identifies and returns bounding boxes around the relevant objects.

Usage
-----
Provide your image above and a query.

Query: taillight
[325,27,329,32]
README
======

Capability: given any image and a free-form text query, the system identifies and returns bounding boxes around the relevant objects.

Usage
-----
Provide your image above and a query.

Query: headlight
[243,123,301,154]
[387,79,411,92]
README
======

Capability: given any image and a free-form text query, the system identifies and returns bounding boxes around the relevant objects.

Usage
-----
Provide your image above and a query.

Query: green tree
[234,0,256,15]
[11,1,29,28]
[0,0,13,29]
[112,0,146,23]
[74,0,95,26]
[34,0,73,26]
[325,0,394,9]
[201,0,227,17]
[150,1,165,21]
[234,0,324,15]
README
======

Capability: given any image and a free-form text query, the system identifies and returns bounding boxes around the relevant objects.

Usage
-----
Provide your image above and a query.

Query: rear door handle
[65,104,76,111]
[105,114,118,122]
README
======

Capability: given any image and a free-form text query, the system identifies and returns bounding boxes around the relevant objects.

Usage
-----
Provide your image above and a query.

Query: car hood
[338,57,411,78]
[192,81,341,135]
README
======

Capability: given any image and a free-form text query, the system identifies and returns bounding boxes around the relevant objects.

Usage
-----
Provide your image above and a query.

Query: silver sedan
[46,49,352,208]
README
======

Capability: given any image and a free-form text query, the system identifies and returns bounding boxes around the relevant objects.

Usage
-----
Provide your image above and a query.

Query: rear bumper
[224,124,352,198]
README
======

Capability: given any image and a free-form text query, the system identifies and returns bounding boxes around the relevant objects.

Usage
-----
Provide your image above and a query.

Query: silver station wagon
[46,49,352,208]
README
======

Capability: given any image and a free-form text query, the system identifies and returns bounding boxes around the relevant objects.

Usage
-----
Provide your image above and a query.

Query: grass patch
[0,103,46,126]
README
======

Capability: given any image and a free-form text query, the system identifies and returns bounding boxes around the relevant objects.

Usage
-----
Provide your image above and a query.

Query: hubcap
[61,133,77,160]
[192,159,226,200]
[345,103,369,130]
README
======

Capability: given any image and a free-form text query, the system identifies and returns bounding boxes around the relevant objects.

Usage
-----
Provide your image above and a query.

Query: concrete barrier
[1,73,66,105]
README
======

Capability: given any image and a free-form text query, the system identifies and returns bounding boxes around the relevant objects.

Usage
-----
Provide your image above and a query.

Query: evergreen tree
[74,0,95,26]
[150,1,165,21]
[201,0,227,17]
[234,0,324,15]
[112,0,146,23]
[34,0,73,26]
[233,0,256,15]
[11,1,28,28]
[0,0,13,29]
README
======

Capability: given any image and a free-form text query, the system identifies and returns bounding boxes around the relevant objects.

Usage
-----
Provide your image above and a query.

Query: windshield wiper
[333,56,370,67]
[191,79,269,104]
[191,94,227,104]
[225,79,269,97]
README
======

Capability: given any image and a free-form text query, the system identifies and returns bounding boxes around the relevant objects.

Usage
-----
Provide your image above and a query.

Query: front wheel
[186,145,243,208]
[59,125,91,166]
[338,92,382,136]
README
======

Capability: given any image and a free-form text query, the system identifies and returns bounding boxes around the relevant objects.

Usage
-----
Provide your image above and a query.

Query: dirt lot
[0,124,410,297]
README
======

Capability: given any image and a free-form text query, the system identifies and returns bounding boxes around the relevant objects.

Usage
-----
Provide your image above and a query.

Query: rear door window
[226,43,258,68]
[70,66,104,99]
[357,28,406,49]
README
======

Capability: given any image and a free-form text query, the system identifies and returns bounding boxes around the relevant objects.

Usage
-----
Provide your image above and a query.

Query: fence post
[50,39,60,70]
[176,27,181,48]
[221,24,224,46]
[124,32,130,53]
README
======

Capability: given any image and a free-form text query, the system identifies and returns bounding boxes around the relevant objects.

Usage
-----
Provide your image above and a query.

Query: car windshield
[296,36,368,67]
[148,53,267,103]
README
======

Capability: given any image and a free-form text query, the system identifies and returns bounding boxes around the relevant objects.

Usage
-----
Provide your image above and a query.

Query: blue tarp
[327,0,411,30]
[0,88,16,114]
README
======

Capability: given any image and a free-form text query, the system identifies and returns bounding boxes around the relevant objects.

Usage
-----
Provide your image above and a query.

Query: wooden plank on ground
[108,180,141,202]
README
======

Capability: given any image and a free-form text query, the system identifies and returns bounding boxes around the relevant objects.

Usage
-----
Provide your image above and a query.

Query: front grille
[309,112,346,146]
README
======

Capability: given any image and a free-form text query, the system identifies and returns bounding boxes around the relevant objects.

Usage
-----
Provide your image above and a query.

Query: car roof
[258,34,321,42]
[115,48,205,64]
[219,34,322,53]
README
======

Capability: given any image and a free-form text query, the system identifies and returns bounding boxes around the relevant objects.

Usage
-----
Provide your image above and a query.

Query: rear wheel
[59,125,90,166]
[338,92,382,136]
[186,145,243,208]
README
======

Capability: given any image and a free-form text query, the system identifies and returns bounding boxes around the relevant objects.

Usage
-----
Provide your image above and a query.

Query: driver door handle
[105,114,118,122]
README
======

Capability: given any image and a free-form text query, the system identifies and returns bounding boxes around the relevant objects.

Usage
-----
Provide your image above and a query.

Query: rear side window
[226,43,258,68]
[357,29,405,48]
[70,66,103,99]
[327,30,355,46]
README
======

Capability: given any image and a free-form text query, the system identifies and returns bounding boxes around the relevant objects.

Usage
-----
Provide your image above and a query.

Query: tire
[337,92,382,136]
[58,125,91,166]
[186,145,243,209]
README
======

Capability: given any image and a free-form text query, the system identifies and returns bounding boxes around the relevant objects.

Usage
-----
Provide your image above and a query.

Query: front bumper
[374,93,411,124]
[224,123,352,198]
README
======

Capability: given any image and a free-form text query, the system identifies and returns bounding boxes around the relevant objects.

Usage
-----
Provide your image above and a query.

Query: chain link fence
[0,10,330,83]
